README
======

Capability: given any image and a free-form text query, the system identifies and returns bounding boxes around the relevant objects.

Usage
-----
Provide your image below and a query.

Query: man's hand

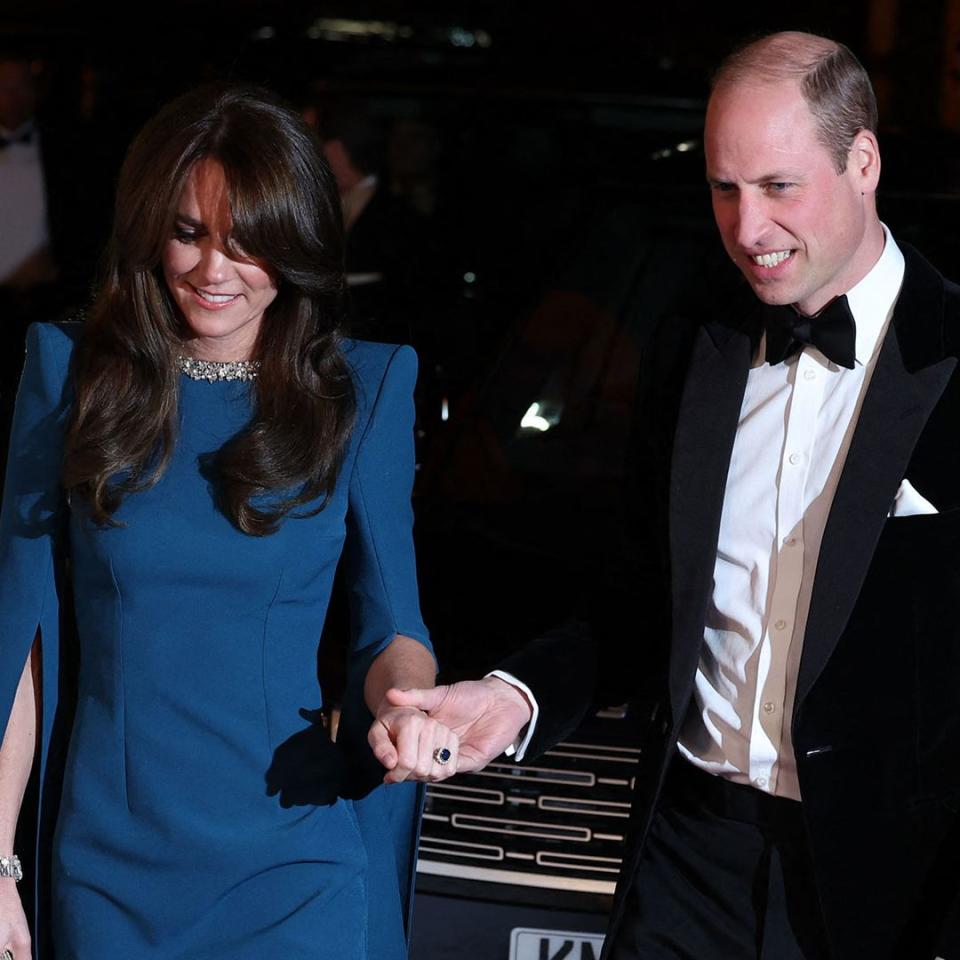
[368,701,460,784]
[382,677,533,774]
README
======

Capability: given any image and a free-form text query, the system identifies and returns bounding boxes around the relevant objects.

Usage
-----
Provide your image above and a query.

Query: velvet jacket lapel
[795,246,957,707]
[667,316,753,729]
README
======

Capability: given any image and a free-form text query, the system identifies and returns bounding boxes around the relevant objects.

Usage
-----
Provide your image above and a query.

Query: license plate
[509,926,605,960]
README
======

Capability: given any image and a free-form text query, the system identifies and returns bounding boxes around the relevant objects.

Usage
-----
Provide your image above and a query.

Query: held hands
[368,698,461,784]
[368,677,534,783]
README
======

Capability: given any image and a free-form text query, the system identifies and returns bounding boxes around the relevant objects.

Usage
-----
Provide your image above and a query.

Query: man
[315,101,432,348]
[0,56,55,500]
[373,31,960,959]
[0,55,112,494]
[0,57,56,289]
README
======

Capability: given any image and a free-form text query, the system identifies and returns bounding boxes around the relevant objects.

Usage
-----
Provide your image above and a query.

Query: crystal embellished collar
[177,355,260,382]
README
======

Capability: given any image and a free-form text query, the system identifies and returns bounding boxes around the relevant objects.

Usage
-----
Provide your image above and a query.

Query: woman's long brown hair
[62,85,356,536]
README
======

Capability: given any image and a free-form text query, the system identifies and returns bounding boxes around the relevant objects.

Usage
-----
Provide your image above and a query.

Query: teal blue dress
[0,323,432,958]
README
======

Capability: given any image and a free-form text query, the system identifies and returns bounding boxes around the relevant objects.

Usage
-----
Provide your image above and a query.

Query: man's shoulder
[898,242,960,359]
[644,276,757,365]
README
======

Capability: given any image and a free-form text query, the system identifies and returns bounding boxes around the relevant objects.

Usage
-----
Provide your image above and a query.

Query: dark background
[4,0,960,673]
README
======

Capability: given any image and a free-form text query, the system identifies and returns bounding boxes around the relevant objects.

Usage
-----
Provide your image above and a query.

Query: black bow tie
[0,127,33,150]
[761,295,857,369]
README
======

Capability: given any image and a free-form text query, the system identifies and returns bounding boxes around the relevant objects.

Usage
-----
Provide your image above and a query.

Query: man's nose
[734,194,770,249]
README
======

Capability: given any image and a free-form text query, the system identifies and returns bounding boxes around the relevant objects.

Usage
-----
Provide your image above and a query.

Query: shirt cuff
[485,670,539,762]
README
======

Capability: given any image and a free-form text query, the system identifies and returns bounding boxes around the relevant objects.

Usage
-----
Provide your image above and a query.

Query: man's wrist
[485,675,534,724]
[485,670,540,760]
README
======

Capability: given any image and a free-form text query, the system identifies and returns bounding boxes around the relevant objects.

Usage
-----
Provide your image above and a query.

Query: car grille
[416,707,641,894]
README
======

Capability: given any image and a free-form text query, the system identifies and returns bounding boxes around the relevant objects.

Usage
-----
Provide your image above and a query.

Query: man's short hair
[317,100,388,177]
[712,31,878,174]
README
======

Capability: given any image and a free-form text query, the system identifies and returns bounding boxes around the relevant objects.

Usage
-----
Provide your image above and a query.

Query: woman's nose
[194,242,232,285]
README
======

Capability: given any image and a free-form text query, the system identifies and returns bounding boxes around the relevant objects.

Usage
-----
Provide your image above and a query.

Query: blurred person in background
[0,53,113,497]
[315,99,435,352]
[0,83,450,959]
[0,58,56,291]
[0,56,56,495]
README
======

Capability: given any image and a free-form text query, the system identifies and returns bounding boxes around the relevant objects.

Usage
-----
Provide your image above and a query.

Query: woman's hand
[382,678,533,773]
[0,880,31,960]
[363,635,451,783]
[367,698,460,784]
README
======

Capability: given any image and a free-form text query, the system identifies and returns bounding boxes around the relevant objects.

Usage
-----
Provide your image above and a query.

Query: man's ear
[848,129,881,193]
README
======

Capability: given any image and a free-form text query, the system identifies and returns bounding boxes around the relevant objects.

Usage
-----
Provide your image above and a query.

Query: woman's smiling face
[163,158,277,361]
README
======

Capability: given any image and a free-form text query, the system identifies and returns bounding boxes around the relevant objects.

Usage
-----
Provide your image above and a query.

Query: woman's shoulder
[21,321,83,396]
[340,340,418,436]
[26,320,83,365]
[340,338,417,394]
[341,338,417,378]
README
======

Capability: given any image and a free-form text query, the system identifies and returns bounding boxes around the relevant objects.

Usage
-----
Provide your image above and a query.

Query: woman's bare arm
[0,634,41,957]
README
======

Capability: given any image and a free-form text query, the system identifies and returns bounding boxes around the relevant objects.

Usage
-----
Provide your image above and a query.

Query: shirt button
[755,777,768,788]
[762,701,776,714]
[774,619,787,630]
[788,452,802,465]
[803,368,816,381]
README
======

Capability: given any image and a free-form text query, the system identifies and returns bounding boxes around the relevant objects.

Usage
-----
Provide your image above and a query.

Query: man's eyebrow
[752,171,801,182]
[707,171,802,185]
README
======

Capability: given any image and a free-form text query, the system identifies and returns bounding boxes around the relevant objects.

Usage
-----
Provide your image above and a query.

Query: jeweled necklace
[177,355,261,382]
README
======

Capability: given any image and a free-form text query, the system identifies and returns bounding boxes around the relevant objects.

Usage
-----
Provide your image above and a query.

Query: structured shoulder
[941,275,960,357]
[28,320,82,356]
[341,339,417,416]
[26,321,82,377]
[22,322,81,399]
[341,338,417,385]
[897,243,960,363]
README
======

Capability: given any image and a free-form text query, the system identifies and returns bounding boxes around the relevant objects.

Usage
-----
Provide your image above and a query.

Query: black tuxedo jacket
[344,185,435,348]
[37,114,114,301]
[500,243,960,959]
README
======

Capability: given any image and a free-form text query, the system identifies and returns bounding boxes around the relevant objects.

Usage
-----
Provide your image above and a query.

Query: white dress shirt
[341,173,378,232]
[677,225,905,800]
[0,123,49,284]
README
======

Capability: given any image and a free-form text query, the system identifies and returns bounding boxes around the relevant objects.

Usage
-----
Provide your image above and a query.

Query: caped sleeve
[0,322,74,953]
[0,323,73,750]
[335,342,433,959]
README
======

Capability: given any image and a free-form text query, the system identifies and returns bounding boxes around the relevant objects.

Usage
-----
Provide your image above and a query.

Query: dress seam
[353,470,400,642]
[261,568,285,754]
[343,344,404,493]
[350,347,407,646]
[109,556,131,812]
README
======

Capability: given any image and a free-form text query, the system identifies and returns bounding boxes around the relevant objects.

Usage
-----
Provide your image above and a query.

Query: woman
[0,85,454,958]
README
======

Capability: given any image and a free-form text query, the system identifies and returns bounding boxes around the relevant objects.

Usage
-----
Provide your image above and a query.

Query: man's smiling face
[705,77,880,316]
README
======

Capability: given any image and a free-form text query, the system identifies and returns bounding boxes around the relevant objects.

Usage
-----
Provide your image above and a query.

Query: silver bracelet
[0,855,22,882]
